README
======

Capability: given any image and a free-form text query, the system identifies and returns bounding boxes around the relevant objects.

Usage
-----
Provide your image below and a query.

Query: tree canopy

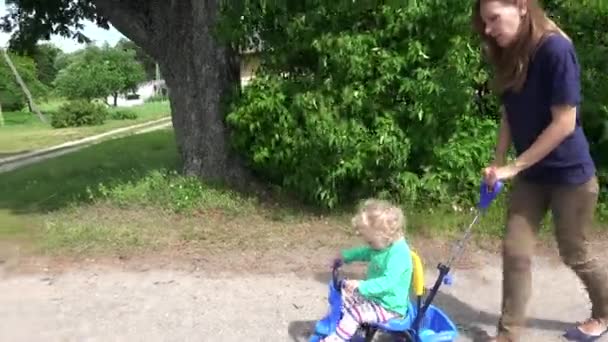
[1,0,107,53]
[54,44,146,103]
[115,38,157,81]
[29,43,63,87]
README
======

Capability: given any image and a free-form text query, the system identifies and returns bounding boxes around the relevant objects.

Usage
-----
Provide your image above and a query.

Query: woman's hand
[483,163,522,186]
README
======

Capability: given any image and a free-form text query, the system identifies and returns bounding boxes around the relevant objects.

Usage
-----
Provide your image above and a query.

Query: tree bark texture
[93,0,251,189]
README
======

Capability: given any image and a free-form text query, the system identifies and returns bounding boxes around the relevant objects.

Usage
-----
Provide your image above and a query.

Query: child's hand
[343,280,359,294]
[331,252,343,269]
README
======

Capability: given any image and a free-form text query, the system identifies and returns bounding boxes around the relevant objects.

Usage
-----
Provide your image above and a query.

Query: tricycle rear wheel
[359,327,415,342]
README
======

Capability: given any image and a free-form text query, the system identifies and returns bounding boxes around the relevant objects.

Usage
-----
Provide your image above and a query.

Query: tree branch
[91,0,156,55]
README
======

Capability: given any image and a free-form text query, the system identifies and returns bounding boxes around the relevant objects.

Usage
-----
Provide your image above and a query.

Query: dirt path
[1,247,607,342]
[0,117,172,174]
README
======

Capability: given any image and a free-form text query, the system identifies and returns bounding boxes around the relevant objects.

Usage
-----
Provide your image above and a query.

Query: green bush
[110,109,138,120]
[51,100,108,128]
[224,1,608,215]
[544,1,608,220]
[0,53,48,112]
[94,169,257,214]
[0,89,25,111]
[144,94,168,103]
[227,1,497,209]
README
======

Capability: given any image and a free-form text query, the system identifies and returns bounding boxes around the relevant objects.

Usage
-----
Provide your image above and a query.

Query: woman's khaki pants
[497,176,608,340]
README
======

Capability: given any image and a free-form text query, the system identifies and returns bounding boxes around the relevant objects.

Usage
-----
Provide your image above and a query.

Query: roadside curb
[0,117,172,173]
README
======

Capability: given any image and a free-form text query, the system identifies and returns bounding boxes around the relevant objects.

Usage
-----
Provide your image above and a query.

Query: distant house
[138,80,168,99]
[106,79,168,107]
[240,47,261,87]
[108,47,260,107]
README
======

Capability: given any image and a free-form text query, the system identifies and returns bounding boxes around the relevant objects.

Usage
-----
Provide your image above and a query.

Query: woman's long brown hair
[472,0,564,94]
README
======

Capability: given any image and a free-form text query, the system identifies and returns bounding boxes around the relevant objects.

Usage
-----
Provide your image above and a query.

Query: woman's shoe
[563,318,608,341]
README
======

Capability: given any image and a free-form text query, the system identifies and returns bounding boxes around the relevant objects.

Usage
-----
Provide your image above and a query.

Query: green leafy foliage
[0,83,25,112]
[51,100,108,128]
[110,109,138,120]
[145,94,168,103]
[226,1,498,208]
[53,44,146,102]
[225,1,608,214]
[29,43,63,87]
[1,0,107,53]
[1,0,606,222]
[95,170,256,215]
[115,38,158,81]
[544,1,608,216]
[0,52,48,111]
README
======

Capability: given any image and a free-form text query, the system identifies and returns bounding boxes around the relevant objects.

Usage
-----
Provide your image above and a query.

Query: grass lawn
[0,128,605,259]
[0,128,509,258]
[0,100,171,156]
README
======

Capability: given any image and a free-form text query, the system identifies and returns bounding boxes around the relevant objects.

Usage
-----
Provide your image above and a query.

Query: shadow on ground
[289,270,573,342]
[432,291,571,341]
[288,320,399,342]
[288,320,316,342]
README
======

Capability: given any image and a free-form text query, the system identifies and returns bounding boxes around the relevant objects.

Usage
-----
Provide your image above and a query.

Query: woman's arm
[511,104,576,172]
[493,107,512,167]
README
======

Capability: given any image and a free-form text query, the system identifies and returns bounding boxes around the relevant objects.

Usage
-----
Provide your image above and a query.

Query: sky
[0,1,126,52]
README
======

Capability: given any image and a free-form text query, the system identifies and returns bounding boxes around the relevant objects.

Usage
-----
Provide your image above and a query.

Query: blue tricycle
[308,180,504,342]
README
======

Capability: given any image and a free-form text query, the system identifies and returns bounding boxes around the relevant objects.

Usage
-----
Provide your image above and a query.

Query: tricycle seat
[370,301,416,332]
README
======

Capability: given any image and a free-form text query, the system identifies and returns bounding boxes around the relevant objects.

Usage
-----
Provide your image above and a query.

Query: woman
[472,0,608,341]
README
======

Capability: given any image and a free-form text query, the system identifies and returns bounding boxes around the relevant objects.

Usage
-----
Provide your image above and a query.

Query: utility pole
[1,47,47,124]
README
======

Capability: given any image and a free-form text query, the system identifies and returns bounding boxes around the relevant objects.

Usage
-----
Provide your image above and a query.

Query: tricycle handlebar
[332,259,343,290]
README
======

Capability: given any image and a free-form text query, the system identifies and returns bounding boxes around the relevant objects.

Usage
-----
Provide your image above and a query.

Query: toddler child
[323,198,413,341]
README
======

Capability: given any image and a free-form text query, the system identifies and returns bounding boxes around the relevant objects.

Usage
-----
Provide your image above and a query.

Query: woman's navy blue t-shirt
[501,33,596,185]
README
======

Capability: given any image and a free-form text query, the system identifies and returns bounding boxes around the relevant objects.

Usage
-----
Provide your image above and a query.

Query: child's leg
[322,290,400,341]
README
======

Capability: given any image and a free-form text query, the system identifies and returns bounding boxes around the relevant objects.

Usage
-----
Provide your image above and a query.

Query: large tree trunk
[162,52,246,185]
[94,0,253,189]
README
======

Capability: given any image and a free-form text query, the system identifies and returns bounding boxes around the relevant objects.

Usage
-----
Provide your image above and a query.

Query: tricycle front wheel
[359,327,415,342]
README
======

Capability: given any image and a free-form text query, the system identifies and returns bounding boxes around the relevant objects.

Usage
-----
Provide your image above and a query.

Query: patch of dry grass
[39,201,358,258]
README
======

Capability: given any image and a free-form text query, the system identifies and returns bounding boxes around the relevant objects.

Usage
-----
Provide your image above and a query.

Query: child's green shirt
[340,238,412,316]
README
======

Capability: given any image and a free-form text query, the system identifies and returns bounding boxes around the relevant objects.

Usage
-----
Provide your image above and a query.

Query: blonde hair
[472,0,566,93]
[351,199,405,249]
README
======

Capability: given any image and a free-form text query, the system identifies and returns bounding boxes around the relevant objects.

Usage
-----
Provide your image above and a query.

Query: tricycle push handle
[478,179,504,210]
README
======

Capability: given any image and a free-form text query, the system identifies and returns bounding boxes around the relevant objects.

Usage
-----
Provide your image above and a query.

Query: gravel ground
[1,250,607,342]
